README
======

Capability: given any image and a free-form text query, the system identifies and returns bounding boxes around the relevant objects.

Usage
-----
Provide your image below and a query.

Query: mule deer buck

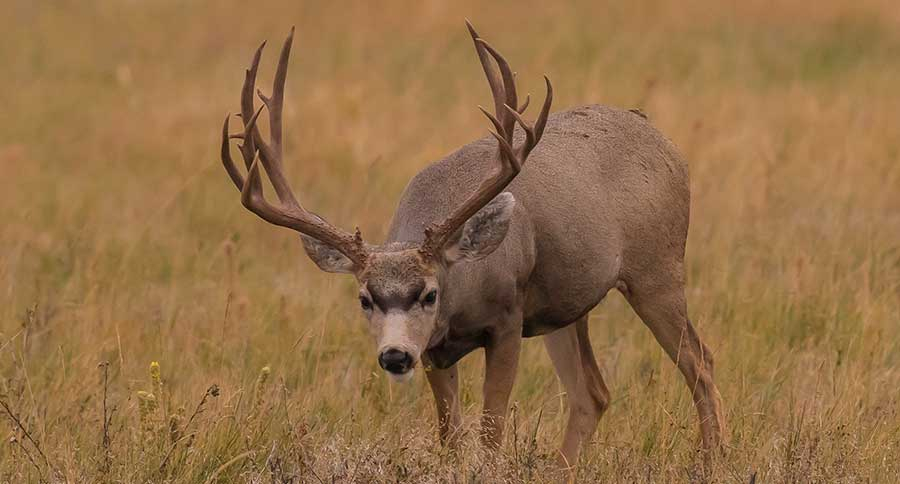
[220,22,725,465]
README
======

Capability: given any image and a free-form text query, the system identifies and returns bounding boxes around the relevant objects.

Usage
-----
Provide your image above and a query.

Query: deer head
[221,22,551,381]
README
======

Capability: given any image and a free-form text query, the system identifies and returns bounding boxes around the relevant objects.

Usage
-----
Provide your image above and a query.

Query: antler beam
[419,20,553,258]
[220,28,369,270]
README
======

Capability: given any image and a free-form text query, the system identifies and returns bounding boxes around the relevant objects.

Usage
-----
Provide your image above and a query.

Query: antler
[221,28,369,269]
[419,20,553,259]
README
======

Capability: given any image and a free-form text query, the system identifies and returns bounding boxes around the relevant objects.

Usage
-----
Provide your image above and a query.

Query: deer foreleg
[423,356,462,449]
[480,327,522,449]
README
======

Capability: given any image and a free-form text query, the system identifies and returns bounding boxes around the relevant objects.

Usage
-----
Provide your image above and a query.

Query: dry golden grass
[2,0,899,482]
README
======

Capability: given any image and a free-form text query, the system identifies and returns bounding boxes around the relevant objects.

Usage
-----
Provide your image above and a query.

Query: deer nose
[378,348,413,374]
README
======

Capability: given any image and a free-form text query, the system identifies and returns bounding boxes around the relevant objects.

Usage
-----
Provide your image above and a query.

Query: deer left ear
[300,234,356,274]
[443,192,516,263]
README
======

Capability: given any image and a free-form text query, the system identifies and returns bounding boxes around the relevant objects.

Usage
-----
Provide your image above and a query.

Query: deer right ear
[443,192,516,264]
[300,234,356,274]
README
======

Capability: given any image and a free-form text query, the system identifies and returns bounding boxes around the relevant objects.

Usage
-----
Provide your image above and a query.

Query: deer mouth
[386,368,415,383]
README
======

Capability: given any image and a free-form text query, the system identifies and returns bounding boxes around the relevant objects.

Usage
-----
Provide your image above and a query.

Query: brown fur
[375,104,725,462]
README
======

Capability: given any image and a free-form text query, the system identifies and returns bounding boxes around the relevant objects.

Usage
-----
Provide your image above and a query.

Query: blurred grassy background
[1,0,899,481]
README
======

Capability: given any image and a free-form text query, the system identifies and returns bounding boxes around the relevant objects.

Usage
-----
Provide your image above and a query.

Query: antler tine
[252,28,300,209]
[517,94,530,114]
[419,22,553,259]
[466,21,507,133]
[478,105,505,137]
[534,76,553,145]
[221,115,244,191]
[220,29,369,270]
[221,106,264,191]
[257,27,292,153]
[503,104,535,158]
[240,41,265,166]
[475,38,518,140]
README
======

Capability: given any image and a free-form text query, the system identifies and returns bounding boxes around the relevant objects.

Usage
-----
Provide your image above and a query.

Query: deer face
[357,250,439,382]
[301,243,441,382]
[299,192,516,381]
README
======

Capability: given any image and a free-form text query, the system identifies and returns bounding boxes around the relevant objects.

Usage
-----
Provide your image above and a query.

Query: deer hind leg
[620,268,725,451]
[544,316,610,468]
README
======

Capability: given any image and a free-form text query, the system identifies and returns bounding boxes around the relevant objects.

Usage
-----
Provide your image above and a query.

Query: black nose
[378,348,413,374]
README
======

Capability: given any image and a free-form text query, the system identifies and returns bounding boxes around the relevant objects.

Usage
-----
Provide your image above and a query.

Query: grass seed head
[136,391,158,431]
[150,361,161,388]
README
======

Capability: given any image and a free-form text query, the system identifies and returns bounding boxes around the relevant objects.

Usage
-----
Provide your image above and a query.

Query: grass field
[2,0,900,482]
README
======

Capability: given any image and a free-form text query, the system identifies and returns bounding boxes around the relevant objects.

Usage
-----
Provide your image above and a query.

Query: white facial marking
[377,310,420,358]
[388,368,415,383]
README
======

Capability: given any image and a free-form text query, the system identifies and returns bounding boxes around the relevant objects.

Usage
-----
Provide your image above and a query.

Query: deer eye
[422,289,437,306]
[359,295,373,311]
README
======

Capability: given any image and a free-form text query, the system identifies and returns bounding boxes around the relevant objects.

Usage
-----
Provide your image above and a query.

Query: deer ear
[443,192,516,264]
[300,234,356,274]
